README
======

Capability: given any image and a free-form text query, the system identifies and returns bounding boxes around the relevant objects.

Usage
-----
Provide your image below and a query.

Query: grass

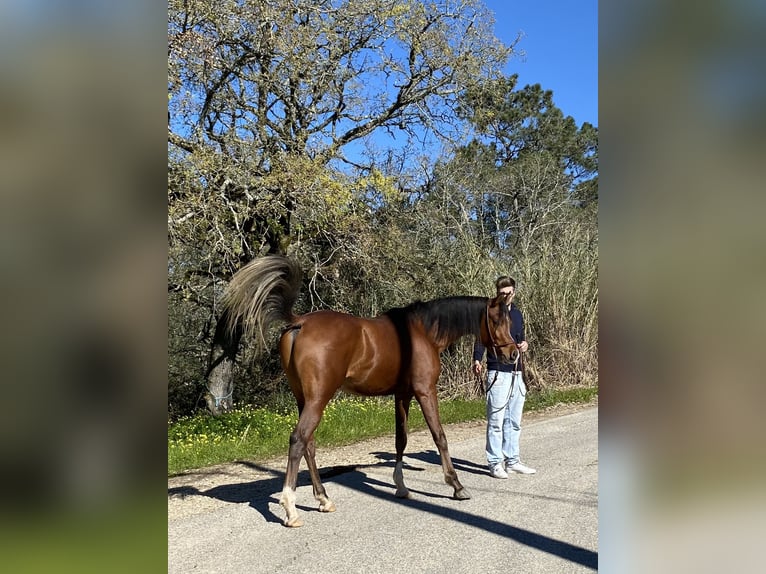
[168,386,597,476]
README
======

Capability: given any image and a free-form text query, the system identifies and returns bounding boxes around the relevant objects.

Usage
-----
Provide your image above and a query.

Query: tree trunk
[205,349,234,415]
[204,310,240,416]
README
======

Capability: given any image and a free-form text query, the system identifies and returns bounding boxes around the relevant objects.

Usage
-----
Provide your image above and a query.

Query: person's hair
[495,276,516,291]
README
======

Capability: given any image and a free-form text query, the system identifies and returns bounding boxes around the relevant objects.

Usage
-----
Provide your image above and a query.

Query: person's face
[498,286,515,304]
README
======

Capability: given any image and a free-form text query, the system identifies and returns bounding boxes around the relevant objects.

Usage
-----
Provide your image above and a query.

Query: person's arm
[516,310,528,352]
[472,338,485,374]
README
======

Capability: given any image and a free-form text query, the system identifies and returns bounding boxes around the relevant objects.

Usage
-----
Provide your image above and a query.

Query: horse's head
[481,295,519,364]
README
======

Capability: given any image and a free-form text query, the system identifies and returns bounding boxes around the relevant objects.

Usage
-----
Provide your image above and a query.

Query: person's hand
[518,341,529,353]
[472,360,483,375]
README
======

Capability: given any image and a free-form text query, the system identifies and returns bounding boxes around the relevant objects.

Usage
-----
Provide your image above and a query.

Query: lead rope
[485,352,524,416]
[484,320,523,416]
[486,369,515,416]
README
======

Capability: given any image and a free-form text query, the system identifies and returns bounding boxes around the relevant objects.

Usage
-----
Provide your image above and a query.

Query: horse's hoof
[319,501,336,513]
[454,488,471,500]
[394,488,412,499]
[284,516,304,528]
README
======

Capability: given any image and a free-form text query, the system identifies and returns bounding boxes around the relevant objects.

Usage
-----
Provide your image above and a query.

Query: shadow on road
[370,450,490,476]
[331,468,598,571]
[169,449,597,571]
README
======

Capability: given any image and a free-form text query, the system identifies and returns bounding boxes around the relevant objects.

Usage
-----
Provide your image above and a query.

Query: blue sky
[485,0,598,128]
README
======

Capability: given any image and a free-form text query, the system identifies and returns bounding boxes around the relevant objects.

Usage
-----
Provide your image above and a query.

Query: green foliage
[168,1,517,416]
[461,75,598,184]
[168,390,596,475]
[516,215,598,388]
[168,397,393,474]
[435,74,599,390]
[168,403,297,473]
[524,385,599,411]
[168,396,488,474]
[168,0,511,259]
[167,2,597,420]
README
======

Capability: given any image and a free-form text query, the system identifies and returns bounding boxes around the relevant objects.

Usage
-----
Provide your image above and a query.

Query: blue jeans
[485,370,526,468]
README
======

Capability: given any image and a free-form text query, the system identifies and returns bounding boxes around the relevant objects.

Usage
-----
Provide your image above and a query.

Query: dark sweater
[473,302,525,372]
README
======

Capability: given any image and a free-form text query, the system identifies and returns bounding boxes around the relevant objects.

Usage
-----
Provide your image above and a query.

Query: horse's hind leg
[304,435,336,512]
[280,403,325,527]
[415,388,471,500]
[393,393,412,498]
[279,425,306,527]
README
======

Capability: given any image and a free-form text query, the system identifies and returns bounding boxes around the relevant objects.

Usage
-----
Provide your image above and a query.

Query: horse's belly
[341,367,398,396]
[339,321,401,395]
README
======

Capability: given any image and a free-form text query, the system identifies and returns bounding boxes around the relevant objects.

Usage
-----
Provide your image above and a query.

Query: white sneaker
[507,462,536,474]
[489,464,509,479]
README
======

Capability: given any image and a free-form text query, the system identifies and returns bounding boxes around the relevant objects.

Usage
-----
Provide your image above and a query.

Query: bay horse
[219,255,517,527]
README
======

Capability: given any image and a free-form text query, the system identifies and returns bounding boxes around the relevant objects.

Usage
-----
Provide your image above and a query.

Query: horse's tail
[217,255,303,354]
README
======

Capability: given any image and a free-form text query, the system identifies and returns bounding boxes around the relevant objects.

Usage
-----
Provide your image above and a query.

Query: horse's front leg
[416,391,471,500]
[393,393,413,498]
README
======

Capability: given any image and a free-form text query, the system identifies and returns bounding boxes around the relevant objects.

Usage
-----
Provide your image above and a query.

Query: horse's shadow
[168,448,484,524]
[169,453,599,570]
[370,449,489,476]
[169,463,321,524]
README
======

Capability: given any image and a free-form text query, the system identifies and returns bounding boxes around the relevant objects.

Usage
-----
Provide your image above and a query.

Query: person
[473,276,536,479]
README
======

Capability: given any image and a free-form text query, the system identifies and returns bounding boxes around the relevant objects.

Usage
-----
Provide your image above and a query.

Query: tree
[438,75,598,388]
[453,75,598,254]
[460,75,597,178]
[169,0,512,257]
[167,0,515,415]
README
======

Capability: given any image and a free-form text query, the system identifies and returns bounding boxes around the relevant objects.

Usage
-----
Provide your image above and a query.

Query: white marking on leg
[393,461,411,498]
[279,486,303,527]
[317,493,336,513]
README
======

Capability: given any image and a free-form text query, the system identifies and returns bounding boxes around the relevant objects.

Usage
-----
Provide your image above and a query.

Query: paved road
[169,406,598,573]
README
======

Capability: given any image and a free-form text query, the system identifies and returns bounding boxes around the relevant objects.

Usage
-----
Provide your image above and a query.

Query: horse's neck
[424,320,476,351]
[394,296,485,350]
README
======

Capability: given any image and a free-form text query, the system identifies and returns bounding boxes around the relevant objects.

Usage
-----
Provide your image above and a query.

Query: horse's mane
[385,296,489,346]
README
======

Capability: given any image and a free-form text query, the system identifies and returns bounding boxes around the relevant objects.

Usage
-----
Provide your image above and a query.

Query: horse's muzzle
[496,347,520,365]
